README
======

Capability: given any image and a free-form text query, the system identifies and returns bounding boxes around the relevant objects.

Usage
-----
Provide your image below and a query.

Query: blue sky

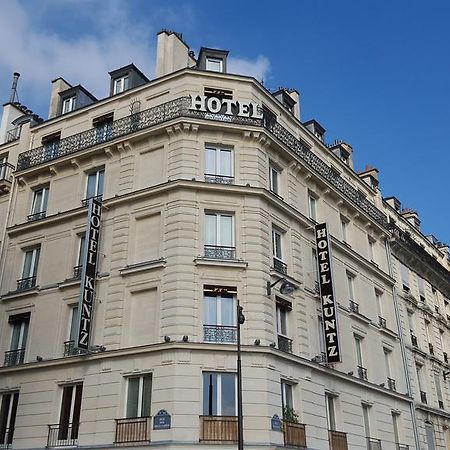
[1,0,449,243]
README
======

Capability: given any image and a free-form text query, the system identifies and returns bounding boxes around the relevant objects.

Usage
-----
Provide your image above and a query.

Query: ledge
[1,286,39,301]
[120,259,166,275]
[194,257,248,269]
[377,325,399,339]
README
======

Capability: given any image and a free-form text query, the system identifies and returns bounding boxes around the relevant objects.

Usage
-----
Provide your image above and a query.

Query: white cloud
[228,55,271,83]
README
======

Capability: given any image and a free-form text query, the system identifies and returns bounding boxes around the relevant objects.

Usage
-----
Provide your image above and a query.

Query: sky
[0,0,449,243]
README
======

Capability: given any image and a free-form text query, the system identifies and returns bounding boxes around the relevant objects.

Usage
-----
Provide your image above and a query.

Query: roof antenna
[10,72,20,103]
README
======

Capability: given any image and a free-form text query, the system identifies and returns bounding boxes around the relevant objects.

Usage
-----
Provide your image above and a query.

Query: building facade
[0,30,448,450]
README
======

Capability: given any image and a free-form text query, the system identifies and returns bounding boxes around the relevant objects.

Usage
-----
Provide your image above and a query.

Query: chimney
[9,72,20,103]
[155,30,195,78]
[48,78,72,119]
[401,209,421,230]
[358,165,379,190]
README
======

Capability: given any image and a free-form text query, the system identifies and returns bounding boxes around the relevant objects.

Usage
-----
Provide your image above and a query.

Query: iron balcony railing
[278,335,293,353]
[27,211,46,222]
[204,245,236,260]
[16,276,36,291]
[328,430,348,450]
[72,265,82,280]
[4,349,25,366]
[283,422,307,448]
[47,423,79,447]
[81,194,102,206]
[204,173,234,184]
[367,437,382,450]
[63,340,85,357]
[273,257,288,275]
[200,416,238,442]
[349,300,360,314]
[410,333,418,348]
[357,365,368,381]
[16,96,388,228]
[0,162,14,183]
[203,325,237,343]
[387,377,396,391]
[115,417,151,444]
[420,391,427,404]
[0,427,14,449]
[5,127,21,143]
[378,316,387,328]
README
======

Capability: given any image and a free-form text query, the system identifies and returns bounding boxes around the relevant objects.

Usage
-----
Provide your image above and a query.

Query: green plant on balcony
[282,406,299,424]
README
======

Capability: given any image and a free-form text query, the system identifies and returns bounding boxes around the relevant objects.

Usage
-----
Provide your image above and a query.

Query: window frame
[269,164,280,195]
[30,186,49,216]
[272,227,284,261]
[308,193,317,222]
[205,58,223,72]
[205,146,234,182]
[204,212,234,247]
[22,246,40,279]
[0,391,19,445]
[85,168,105,200]
[113,75,129,94]
[202,372,237,417]
[62,96,76,114]
[125,374,152,418]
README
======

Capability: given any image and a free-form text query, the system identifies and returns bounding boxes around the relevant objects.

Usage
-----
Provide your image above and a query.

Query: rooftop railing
[17,96,388,228]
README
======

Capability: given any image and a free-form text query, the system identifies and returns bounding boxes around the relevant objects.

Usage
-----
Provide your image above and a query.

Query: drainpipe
[385,237,420,450]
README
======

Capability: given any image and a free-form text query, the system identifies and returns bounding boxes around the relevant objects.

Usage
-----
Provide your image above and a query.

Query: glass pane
[70,307,79,341]
[220,215,232,246]
[279,308,287,335]
[284,383,293,409]
[220,294,235,326]
[205,215,217,245]
[10,323,21,350]
[22,251,33,277]
[42,188,49,212]
[126,378,139,418]
[141,376,152,417]
[273,232,282,259]
[78,236,86,265]
[220,374,236,416]
[203,373,217,415]
[123,77,129,91]
[220,150,232,176]
[86,173,96,198]
[21,320,29,348]
[205,148,216,174]
[32,190,43,214]
[32,248,40,277]
[97,170,104,196]
[327,396,335,430]
[204,294,217,324]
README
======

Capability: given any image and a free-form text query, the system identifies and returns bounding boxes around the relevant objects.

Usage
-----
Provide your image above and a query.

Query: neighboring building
[0,29,448,450]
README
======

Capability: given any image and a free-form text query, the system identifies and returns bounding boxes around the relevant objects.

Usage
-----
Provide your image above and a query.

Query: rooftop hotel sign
[76,198,102,350]
[315,223,341,363]
[189,94,263,119]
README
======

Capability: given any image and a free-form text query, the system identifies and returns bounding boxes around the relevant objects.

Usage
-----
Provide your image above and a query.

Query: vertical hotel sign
[315,223,341,363]
[77,198,102,350]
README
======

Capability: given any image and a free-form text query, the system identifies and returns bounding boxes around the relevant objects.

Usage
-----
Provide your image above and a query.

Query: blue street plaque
[153,409,171,430]
[271,414,282,431]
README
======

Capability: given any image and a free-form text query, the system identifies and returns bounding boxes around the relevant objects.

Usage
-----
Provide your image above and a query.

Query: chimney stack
[9,72,20,103]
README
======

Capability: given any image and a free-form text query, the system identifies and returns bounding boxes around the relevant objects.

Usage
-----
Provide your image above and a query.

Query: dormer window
[197,47,228,73]
[113,76,129,94]
[206,58,223,72]
[62,96,76,114]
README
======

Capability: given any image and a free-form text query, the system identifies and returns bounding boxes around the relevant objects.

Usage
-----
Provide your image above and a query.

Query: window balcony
[396,444,409,450]
[443,352,448,363]
[357,365,368,381]
[63,340,85,357]
[72,265,82,280]
[438,400,444,409]
[81,194,103,206]
[199,416,237,442]
[428,343,434,355]
[387,377,396,391]
[203,325,237,343]
[204,173,234,184]
[278,335,293,353]
[0,162,14,194]
[4,349,25,366]
[367,437,382,450]
[273,257,288,275]
[349,300,359,314]
[47,423,79,447]
[114,417,151,444]
[204,245,236,260]
[378,316,387,328]
[0,427,14,449]
[283,422,307,448]
[16,276,36,292]
[328,430,348,450]
[5,127,21,143]
[410,333,418,348]
[27,211,46,222]
[420,391,427,404]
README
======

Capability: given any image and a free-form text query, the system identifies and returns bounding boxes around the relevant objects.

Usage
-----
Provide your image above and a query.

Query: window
[86,168,104,201]
[308,194,317,222]
[383,348,392,379]
[362,404,371,438]
[425,422,436,450]
[76,234,86,267]
[400,262,410,291]
[272,228,287,274]
[204,212,234,259]
[375,290,383,318]
[368,236,375,262]
[203,372,236,416]
[269,165,280,195]
[318,317,326,357]
[205,147,233,183]
[325,394,336,431]
[113,76,129,94]
[94,114,113,143]
[206,58,223,72]
[418,277,426,302]
[64,306,80,356]
[340,216,349,243]
[126,375,152,418]
[5,313,30,366]
[57,384,83,442]
[29,186,49,220]
[18,246,40,290]
[433,372,443,408]
[62,96,76,114]
[347,272,355,301]
[354,335,367,380]
[0,392,19,446]
[391,412,400,446]
[281,380,293,410]
[311,248,319,291]
[276,300,289,337]
[203,286,236,343]
[416,364,425,394]
[0,155,7,179]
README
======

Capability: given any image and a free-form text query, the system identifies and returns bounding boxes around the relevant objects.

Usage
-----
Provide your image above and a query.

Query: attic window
[62,96,76,114]
[204,87,233,100]
[206,58,223,72]
[113,75,129,94]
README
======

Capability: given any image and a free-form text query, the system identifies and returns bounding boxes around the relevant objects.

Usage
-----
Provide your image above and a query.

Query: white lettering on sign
[189,95,263,119]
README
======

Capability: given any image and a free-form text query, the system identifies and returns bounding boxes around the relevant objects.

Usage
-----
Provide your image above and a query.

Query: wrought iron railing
[278,335,293,353]
[357,365,368,381]
[47,423,79,447]
[16,96,388,228]
[410,333,418,348]
[349,300,359,314]
[378,316,387,328]
[115,417,151,444]
[204,245,236,260]
[420,390,427,404]
[5,127,21,143]
[283,422,307,448]
[203,325,237,343]
[63,340,85,357]
[0,163,14,183]
[27,211,46,222]
[328,430,348,450]
[0,427,14,448]
[200,416,238,442]
[72,265,82,279]
[4,349,25,366]
[273,257,288,274]
[16,276,36,291]
[367,437,382,450]
[81,194,102,206]
[387,377,396,391]
[204,173,234,184]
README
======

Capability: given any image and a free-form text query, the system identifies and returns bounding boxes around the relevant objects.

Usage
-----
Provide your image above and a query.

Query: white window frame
[205,147,233,178]
[113,76,129,94]
[204,212,234,247]
[203,372,237,416]
[10,319,29,351]
[22,247,40,279]
[325,394,336,431]
[206,58,223,72]
[281,380,294,410]
[308,194,317,221]
[62,96,76,114]
[125,375,152,418]
[68,305,79,342]
[272,228,283,261]
[0,155,7,179]
[340,217,348,243]
[347,272,355,301]
[86,168,104,199]
[375,290,383,317]
[203,291,237,327]
[383,348,392,378]
[276,303,289,337]
[354,334,363,366]
[30,187,49,215]
[368,236,375,261]
[269,165,280,195]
